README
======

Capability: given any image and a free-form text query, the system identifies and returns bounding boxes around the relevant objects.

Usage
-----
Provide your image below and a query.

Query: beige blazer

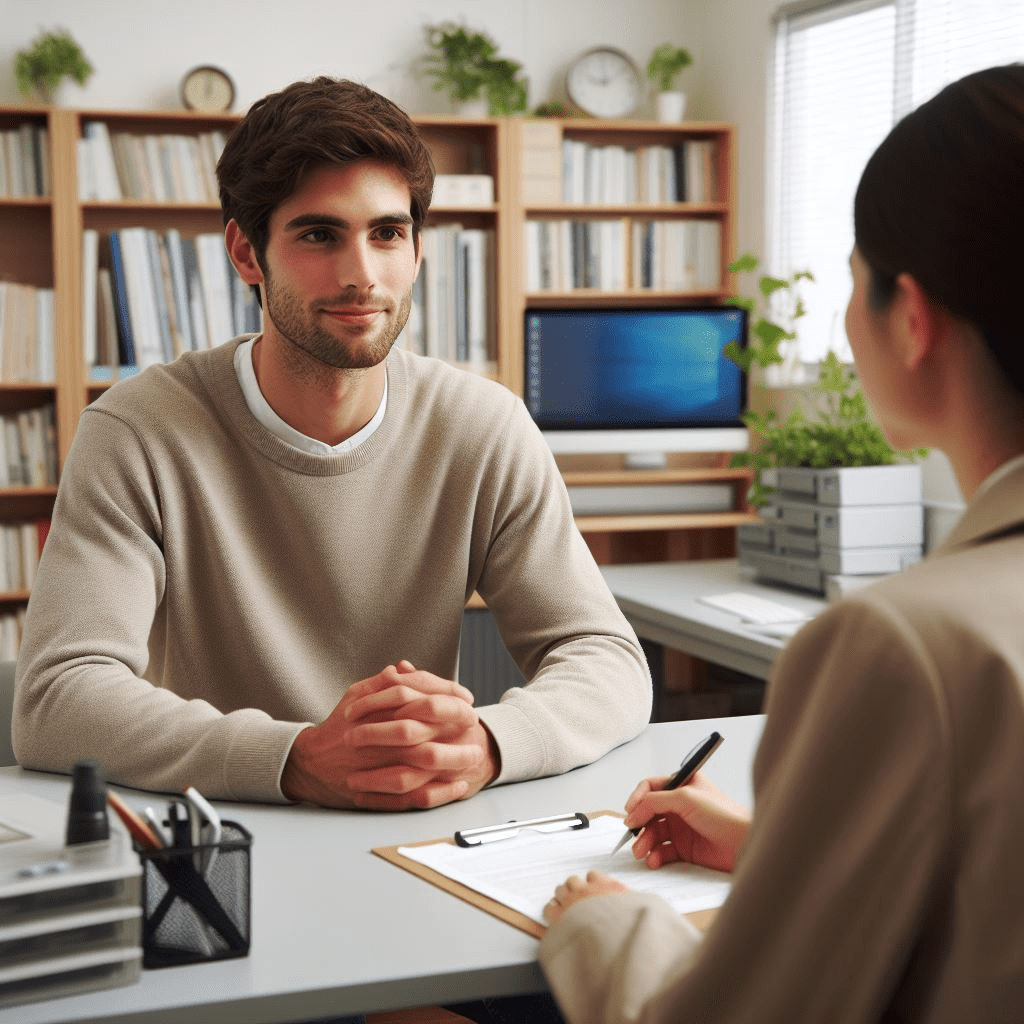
[540,460,1024,1023]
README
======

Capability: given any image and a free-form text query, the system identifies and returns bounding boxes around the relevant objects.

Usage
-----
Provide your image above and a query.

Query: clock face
[181,65,236,113]
[566,47,643,119]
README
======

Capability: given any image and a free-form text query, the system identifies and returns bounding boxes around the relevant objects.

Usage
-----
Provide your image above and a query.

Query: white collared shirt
[974,452,1024,502]
[233,337,387,455]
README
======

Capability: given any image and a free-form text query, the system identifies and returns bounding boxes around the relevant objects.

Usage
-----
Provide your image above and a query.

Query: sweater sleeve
[471,400,652,784]
[539,597,953,1023]
[12,408,303,802]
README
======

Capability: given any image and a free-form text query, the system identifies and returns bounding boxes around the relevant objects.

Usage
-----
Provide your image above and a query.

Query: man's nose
[335,240,375,293]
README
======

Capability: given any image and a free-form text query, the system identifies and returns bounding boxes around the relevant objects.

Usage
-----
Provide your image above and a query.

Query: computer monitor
[525,305,749,466]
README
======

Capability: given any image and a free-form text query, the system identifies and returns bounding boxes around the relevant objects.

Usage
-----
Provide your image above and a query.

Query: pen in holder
[135,820,252,968]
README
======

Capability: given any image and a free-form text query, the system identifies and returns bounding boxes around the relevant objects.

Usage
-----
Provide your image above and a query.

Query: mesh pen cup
[136,820,251,968]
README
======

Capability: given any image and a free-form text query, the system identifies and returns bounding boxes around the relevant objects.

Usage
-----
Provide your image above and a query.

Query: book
[107,232,136,366]
[163,229,195,354]
[195,234,235,347]
[117,228,164,369]
[82,122,123,201]
[82,228,100,367]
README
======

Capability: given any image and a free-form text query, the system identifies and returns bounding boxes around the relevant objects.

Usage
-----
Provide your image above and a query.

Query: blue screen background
[525,308,747,428]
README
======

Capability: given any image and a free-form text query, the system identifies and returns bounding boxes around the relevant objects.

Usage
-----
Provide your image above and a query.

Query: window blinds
[772,0,1024,364]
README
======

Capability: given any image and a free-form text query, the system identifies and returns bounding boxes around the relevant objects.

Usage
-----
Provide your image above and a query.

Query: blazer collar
[937,456,1024,553]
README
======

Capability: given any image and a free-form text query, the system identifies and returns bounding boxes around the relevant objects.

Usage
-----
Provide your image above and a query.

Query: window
[772,0,1024,367]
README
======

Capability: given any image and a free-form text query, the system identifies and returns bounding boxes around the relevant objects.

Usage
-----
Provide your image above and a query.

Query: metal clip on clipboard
[454,812,590,848]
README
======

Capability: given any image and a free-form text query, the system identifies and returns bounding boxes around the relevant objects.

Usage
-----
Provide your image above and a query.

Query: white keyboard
[698,591,809,625]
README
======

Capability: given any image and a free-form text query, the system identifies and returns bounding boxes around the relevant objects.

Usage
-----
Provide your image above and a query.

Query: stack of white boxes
[737,464,924,598]
[0,794,142,1009]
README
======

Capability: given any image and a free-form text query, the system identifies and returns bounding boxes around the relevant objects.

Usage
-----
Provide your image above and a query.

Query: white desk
[3,715,764,1024]
[601,558,827,681]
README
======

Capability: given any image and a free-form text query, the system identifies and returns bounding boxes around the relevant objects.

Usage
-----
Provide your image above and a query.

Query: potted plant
[420,22,528,116]
[14,28,93,104]
[646,43,693,122]
[724,252,927,507]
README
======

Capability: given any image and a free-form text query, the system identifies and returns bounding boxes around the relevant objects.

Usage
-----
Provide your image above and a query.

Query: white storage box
[763,500,924,549]
[773,464,922,507]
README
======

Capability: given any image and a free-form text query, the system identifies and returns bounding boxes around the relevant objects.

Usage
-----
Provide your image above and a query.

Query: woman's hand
[543,870,628,925]
[624,771,752,873]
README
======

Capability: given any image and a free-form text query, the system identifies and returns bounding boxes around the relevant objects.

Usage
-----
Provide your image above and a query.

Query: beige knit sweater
[13,339,651,801]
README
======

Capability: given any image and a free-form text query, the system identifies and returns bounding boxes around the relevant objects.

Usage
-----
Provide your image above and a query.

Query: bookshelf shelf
[576,510,760,534]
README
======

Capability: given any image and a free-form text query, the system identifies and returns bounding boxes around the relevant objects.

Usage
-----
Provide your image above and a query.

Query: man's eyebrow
[283,211,414,231]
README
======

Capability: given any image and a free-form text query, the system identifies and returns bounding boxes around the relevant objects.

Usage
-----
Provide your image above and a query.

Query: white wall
[0,0,700,118]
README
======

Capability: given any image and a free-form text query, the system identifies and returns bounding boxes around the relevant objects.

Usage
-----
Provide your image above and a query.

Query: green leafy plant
[15,28,93,102]
[645,43,693,92]
[724,252,926,505]
[722,251,812,375]
[420,22,528,115]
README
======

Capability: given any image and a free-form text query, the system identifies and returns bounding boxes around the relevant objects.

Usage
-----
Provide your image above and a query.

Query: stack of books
[82,228,261,377]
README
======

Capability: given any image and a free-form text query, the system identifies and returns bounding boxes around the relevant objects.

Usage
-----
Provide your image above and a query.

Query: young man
[12,78,651,812]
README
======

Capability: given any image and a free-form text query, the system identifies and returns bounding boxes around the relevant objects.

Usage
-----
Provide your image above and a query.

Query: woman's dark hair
[217,77,435,270]
[854,63,1024,392]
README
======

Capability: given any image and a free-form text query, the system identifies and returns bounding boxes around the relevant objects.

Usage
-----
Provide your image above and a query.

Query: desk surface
[3,715,764,1024]
[601,558,827,680]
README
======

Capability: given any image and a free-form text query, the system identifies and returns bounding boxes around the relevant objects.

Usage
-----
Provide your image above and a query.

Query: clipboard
[373,810,723,939]
[373,810,622,939]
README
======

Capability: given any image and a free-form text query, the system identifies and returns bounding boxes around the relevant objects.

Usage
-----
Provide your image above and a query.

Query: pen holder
[135,821,252,968]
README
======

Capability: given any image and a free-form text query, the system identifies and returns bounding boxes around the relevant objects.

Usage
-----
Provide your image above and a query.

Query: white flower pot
[654,91,686,122]
[454,97,489,118]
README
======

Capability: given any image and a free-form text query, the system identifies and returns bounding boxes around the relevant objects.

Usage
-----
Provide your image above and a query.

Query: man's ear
[894,272,942,370]
[225,220,264,287]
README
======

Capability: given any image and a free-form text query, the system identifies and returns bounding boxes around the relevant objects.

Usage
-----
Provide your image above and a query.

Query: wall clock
[180,65,236,113]
[565,47,643,119]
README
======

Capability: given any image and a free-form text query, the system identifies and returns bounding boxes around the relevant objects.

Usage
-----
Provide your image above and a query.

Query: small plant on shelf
[646,43,693,93]
[420,22,528,115]
[724,252,926,505]
[14,28,93,103]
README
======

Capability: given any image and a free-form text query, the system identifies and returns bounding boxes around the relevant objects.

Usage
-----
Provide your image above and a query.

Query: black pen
[610,731,724,855]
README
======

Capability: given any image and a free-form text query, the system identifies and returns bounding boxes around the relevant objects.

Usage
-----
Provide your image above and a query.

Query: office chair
[0,659,16,767]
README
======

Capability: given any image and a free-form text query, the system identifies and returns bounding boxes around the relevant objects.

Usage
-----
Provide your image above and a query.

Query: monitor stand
[625,451,668,470]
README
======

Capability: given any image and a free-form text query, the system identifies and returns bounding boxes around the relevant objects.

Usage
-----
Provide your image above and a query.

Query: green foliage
[531,100,569,118]
[723,253,927,505]
[420,23,528,115]
[721,252,813,374]
[646,44,693,92]
[15,28,93,101]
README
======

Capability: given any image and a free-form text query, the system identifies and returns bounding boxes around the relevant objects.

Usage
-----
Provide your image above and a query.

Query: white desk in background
[600,558,828,682]
[2,715,764,1024]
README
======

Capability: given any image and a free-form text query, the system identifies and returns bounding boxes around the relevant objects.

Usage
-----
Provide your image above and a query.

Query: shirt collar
[233,336,387,456]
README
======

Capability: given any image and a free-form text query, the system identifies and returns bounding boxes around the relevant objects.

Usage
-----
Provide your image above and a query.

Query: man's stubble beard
[263,275,414,373]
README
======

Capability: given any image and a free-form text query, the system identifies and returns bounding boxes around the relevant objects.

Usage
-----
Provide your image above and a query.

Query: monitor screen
[525,306,748,433]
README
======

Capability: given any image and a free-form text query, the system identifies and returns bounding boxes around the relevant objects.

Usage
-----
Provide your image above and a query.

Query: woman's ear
[893,272,944,370]
[224,220,264,287]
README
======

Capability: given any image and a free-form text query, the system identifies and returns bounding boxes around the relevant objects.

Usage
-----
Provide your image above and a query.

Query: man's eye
[302,228,333,243]
[376,227,403,242]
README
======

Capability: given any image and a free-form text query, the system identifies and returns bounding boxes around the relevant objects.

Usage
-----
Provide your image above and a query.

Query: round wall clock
[565,47,643,119]
[180,65,236,113]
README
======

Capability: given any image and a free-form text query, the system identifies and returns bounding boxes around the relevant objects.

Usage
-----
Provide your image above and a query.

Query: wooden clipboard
[372,809,623,939]
[373,810,720,939]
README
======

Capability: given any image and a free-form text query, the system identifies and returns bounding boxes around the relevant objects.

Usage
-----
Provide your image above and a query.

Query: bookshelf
[0,103,754,656]
[0,106,60,645]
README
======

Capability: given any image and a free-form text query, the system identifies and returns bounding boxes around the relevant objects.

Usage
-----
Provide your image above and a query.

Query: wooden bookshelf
[0,104,746,638]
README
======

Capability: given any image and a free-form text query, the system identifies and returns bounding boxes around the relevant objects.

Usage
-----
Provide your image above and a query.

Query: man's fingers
[344,677,475,720]
[346,699,479,746]
[349,772,472,810]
